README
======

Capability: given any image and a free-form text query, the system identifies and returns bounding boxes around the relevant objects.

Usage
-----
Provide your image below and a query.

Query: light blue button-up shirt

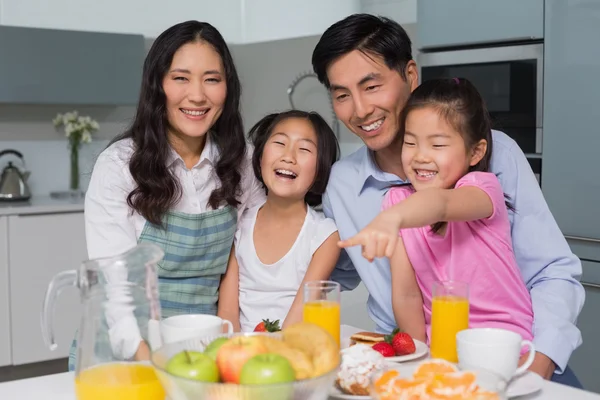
[323,130,584,373]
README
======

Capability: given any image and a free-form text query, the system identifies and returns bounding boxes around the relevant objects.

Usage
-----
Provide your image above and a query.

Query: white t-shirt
[235,203,338,332]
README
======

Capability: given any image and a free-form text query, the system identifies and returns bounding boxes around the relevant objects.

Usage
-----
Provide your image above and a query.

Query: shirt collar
[166,132,218,168]
[358,147,409,194]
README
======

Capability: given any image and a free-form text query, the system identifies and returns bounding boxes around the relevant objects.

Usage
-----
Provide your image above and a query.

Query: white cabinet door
[8,212,87,365]
[0,0,242,41]
[0,217,12,367]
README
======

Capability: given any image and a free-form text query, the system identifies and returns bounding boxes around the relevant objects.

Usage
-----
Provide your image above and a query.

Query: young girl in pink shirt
[340,78,534,345]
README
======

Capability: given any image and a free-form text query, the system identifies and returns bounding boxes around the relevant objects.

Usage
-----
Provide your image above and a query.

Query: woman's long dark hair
[399,78,513,233]
[113,20,245,226]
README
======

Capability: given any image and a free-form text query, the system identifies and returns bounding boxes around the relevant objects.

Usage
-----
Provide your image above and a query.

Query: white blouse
[235,203,338,332]
[85,136,265,260]
[84,136,265,359]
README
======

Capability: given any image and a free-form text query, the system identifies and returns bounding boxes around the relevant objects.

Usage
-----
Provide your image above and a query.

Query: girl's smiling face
[259,117,319,202]
[402,107,486,191]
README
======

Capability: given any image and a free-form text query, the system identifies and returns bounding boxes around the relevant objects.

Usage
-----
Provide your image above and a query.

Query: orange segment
[413,358,459,379]
[371,359,502,400]
[374,369,400,388]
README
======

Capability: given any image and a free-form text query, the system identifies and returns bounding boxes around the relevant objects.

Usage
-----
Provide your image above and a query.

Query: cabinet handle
[582,282,600,290]
[565,235,600,244]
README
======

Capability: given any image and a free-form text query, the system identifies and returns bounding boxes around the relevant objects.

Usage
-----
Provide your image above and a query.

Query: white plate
[507,371,543,398]
[341,337,429,363]
[384,339,429,362]
[329,385,370,399]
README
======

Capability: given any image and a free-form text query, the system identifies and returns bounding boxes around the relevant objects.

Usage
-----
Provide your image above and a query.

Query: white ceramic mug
[456,328,535,381]
[160,314,234,345]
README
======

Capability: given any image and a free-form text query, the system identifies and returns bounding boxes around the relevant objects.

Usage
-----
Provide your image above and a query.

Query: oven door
[418,43,544,157]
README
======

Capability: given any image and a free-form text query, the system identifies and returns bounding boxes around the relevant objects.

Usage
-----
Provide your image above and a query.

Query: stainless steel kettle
[0,149,31,201]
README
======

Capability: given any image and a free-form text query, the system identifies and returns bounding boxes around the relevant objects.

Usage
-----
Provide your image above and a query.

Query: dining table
[0,324,597,400]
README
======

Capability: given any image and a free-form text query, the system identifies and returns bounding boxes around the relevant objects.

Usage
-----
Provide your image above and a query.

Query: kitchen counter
[0,195,84,216]
[0,325,598,400]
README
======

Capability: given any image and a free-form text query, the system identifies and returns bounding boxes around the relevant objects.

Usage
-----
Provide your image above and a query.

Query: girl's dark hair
[312,13,413,88]
[400,78,513,232]
[112,20,245,226]
[247,110,340,207]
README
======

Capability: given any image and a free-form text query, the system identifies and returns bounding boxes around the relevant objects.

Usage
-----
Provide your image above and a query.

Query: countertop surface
[0,325,598,400]
[0,194,84,216]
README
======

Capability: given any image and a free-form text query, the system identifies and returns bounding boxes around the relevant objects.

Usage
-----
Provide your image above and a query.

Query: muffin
[336,343,388,395]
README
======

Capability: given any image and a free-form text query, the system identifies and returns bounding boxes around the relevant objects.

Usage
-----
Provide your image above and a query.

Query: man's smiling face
[326,50,418,151]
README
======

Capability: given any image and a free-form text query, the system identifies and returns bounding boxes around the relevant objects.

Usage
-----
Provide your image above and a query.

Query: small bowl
[369,364,508,400]
[151,331,339,400]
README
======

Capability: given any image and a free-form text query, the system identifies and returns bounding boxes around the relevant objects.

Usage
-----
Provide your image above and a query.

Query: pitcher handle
[41,270,78,350]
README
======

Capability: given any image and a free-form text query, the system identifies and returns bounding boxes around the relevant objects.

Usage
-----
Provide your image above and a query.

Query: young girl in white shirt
[218,110,341,332]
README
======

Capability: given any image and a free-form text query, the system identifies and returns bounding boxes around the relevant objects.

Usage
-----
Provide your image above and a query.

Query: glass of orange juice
[303,280,341,348]
[430,280,469,363]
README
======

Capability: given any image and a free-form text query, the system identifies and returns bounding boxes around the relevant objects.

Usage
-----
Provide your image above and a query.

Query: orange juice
[430,295,469,362]
[303,300,341,347]
[75,363,165,400]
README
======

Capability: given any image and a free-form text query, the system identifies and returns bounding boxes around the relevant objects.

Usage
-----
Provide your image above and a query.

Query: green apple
[166,350,220,382]
[204,337,229,360]
[239,353,295,385]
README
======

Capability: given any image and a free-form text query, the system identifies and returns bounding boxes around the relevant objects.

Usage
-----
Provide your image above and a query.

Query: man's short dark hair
[312,13,413,88]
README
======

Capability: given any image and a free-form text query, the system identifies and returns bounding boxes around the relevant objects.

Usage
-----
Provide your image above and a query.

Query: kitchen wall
[0,23,417,197]
[231,22,419,160]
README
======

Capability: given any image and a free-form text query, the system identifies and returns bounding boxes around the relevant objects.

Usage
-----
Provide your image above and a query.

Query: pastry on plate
[349,331,386,347]
[336,343,387,396]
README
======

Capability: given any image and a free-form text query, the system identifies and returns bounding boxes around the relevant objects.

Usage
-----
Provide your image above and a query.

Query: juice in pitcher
[75,363,165,400]
[303,281,341,347]
[429,281,469,363]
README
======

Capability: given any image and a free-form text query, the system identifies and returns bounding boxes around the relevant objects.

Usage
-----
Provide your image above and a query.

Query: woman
[74,20,264,368]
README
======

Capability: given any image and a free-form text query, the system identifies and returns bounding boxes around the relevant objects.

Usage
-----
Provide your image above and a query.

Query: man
[312,14,584,387]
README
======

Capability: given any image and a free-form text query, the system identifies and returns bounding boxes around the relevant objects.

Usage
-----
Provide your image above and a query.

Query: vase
[70,143,80,192]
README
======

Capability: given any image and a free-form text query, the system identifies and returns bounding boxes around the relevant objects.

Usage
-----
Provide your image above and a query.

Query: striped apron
[68,206,237,370]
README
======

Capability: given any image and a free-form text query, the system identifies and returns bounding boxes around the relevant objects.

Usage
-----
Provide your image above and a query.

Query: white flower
[63,111,78,124]
[65,123,76,137]
[82,131,92,143]
[52,110,99,145]
[52,114,63,127]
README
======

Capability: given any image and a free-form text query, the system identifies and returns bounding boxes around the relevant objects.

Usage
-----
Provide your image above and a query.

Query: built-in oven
[419,43,543,185]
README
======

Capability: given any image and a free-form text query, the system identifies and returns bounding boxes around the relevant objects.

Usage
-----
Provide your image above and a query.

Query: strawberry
[372,342,395,357]
[385,328,416,356]
[253,319,281,332]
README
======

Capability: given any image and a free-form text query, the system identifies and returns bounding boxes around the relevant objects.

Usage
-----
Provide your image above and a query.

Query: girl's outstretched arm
[390,237,426,342]
[217,245,242,332]
[340,185,493,261]
[283,232,341,329]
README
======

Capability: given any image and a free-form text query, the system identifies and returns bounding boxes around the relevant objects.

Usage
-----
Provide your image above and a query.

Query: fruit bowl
[369,360,508,400]
[151,332,340,400]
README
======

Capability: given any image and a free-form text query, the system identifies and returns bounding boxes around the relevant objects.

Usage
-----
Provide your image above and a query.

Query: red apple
[216,336,267,383]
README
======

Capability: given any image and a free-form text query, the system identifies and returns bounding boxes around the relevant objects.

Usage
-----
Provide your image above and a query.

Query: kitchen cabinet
[8,212,86,365]
[0,217,11,367]
[569,260,600,393]
[542,0,600,245]
[0,0,360,43]
[361,0,417,25]
[417,0,544,49]
[0,25,144,105]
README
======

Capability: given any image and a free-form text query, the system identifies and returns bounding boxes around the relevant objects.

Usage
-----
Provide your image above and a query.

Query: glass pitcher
[41,243,166,400]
